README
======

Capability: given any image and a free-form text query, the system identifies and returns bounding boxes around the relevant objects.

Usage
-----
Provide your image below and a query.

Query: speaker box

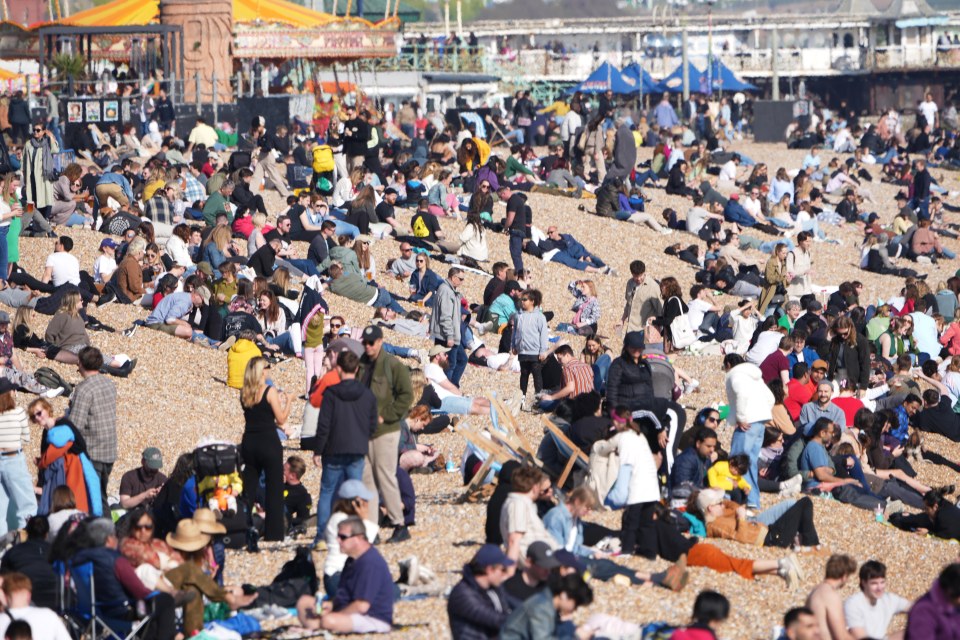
[236,95,314,132]
[752,101,796,143]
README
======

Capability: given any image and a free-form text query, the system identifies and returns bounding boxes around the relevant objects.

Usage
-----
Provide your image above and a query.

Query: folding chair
[540,415,590,487]
[67,561,152,640]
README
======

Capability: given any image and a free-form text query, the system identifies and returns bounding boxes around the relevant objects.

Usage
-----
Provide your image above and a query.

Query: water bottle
[445,450,457,473]
[874,503,884,523]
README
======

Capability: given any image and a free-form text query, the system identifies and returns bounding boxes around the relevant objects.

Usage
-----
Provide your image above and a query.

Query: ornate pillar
[159,0,233,104]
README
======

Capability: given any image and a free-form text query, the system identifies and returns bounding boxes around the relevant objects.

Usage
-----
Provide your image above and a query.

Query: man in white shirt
[42,235,81,287]
[687,285,722,338]
[843,560,910,640]
[423,345,493,416]
[918,93,939,129]
[718,153,741,184]
[742,189,763,218]
[909,299,940,358]
[0,572,72,640]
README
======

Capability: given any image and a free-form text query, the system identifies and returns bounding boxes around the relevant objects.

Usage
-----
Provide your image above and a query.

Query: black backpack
[194,443,242,478]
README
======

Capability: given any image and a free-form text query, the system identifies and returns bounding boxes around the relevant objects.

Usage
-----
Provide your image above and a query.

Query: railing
[874,45,960,69]
[355,49,488,74]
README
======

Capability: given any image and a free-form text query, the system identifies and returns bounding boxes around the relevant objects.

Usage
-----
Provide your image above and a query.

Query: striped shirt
[562,359,595,397]
[0,407,29,450]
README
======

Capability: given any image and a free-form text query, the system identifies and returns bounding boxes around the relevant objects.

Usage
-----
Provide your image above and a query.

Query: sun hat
[166,519,211,552]
[338,479,374,502]
[192,508,227,535]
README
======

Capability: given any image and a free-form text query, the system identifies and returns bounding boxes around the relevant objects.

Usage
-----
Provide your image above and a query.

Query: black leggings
[518,354,544,395]
[240,431,285,541]
[763,497,819,548]
[142,592,177,640]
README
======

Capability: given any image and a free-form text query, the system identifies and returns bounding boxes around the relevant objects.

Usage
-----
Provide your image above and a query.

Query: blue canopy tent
[653,61,703,94]
[621,62,658,95]
[703,59,760,94]
[567,62,639,94]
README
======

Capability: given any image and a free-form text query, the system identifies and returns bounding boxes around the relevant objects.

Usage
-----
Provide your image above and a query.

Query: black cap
[361,325,383,344]
[866,213,880,224]
[895,192,908,201]
[624,331,645,349]
[807,300,823,312]
[505,281,524,294]
[526,542,561,569]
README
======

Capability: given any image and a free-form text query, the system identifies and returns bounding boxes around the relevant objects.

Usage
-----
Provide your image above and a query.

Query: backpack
[34,367,73,396]
[311,145,335,173]
[194,443,242,478]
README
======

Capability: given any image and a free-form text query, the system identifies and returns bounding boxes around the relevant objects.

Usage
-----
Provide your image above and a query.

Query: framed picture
[85,101,100,123]
[103,101,118,122]
[67,102,82,123]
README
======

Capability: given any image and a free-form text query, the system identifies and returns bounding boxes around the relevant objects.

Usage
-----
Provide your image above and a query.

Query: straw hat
[192,508,227,535]
[166,519,211,552]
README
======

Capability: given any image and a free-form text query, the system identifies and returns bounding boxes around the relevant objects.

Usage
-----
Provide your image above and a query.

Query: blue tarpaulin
[703,59,760,93]
[568,62,639,94]
[653,60,758,94]
[621,62,659,95]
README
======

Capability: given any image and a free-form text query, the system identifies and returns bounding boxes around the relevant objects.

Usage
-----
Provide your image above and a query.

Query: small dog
[904,429,925,465]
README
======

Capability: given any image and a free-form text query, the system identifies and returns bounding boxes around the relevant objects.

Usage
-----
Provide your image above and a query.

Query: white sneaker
[659,228,674,235]
[42,387,64,399]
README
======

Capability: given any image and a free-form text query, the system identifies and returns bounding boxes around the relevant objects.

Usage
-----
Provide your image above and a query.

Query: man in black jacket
[312,350,377,542]
[447,545,515,640]
[836,188,860,224]
[342,105,370,171]
[913,389,960,442]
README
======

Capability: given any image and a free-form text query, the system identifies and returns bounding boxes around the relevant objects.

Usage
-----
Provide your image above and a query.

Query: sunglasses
[480,184,490,189]
[33,128,43,133]
[31,410,44,418]
[330,323,342,329]
[416,260,426,264]
[337,533,358,541]
[401,248,412,252]
[134,523,154,531]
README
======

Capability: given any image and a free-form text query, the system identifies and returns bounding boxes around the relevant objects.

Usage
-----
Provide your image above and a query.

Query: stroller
[193,442,256,550]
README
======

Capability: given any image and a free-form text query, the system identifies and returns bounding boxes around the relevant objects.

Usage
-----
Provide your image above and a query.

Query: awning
[895,16,949,29]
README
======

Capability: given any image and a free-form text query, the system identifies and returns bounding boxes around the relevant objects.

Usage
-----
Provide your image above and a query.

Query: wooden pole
[456,0,462,35]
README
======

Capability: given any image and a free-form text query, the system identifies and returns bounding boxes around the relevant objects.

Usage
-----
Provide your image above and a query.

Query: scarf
[29,136,55,182]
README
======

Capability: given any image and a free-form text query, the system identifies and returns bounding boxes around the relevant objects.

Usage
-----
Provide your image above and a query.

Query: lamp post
[705,0,716,96]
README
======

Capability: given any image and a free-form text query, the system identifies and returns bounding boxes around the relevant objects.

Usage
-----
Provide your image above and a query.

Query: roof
[328,0,421,21]
[832,0,941,17]
[35,0,396,29]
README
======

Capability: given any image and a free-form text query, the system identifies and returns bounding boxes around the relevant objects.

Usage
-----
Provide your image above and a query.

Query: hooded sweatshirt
[227,339,262,389]
[314,378,378,456]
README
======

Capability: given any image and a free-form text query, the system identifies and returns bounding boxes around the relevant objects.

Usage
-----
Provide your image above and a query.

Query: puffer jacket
[314,378,377,456]
[227,339,261,389]
[447,566,513,640]
[605,355,657,414]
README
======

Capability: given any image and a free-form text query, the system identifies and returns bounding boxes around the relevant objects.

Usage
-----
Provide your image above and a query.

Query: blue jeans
[48,116,63,149]
[562,239,605,268]
[322,215,360,238]
[446,343,467,387]
[758,238,795,254]
[592,353,612,394]
[266,331,295,354]
[768,217,793,229]
[751,498,797,526]
[800,217,825,238]
[635,169,659,186]
[281,258,321,277]
[383,343,416,358]
[729,421,765,509]
[314,454,365,541]
[551,251,595,271]
[0,452,38,536]
[373,288,406,314]
[65,212,88,227]
[875,148,898,165]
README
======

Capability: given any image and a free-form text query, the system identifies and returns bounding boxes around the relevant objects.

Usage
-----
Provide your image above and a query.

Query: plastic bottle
[445,451,457,473]
[874,503,884,523]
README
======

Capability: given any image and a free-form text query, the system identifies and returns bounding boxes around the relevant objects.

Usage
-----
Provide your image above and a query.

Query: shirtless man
[806,554,858,640]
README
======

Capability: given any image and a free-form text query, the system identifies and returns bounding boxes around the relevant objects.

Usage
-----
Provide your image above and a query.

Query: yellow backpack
[311,145,335,173]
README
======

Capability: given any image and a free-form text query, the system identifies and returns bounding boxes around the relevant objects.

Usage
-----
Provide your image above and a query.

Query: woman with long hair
[561,279,599,337]
[457,210,488,262]
[353,235,377,282]
[3,174,23,279]
[345,185,378,234]
[828,315,871,391]
[166,223,194,269]
[255,289,294,354]
[202,225,239,278]
[659,276,689,353]
[51,162,90,227]
[119,508,182,590]
[408,253,442,304]
[0,380,36,535]
[758,243,789,315]
[239,357,292,541]
[581,335,613,393]
[31,292,130,372]
[329,234,362,276]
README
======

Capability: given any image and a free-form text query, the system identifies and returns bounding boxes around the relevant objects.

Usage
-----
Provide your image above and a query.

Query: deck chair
[487,394,536,456]
[67,561,153,640]
[540,415,590,488]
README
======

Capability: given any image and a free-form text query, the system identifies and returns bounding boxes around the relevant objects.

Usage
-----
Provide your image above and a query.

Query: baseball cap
[100,238,118,250]
[806,300,823,312]
[811,359,829,371]
[142,447,163,470]
[729,192,739,200]
[197,262,214,278]
[472,544,516,568]
[526,541,561,569]
[361,325,383,344]
[624,331,644,350]
[695,488,725,513]
[428,344,450,358]
[0,311,9,324]
[337,479,374,502]
[866,213,880,224]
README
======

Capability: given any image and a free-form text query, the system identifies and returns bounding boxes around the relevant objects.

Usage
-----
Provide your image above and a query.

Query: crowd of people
[0,76,954,640]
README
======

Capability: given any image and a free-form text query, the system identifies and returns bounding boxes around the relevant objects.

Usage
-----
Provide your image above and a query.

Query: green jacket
[359,350,412,438]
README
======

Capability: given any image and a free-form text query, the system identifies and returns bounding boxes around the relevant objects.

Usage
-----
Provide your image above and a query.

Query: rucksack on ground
[34,367,72,396]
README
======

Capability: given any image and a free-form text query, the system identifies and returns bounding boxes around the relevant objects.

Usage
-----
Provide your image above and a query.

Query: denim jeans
[592,353,612,394]
[0,452,38,536]
[562,239,605,268]
[373,288,406,314]
[383,343,416,358]
[800,217,825,238]
[281,258,321,277]
[314,454,365,540]
[768,217,793,229]
[322,216,360,238]
[266,331,295,354]
[751,498,797,526]
[446,343,468,387]
[509,230,524,271]
[729,421,765,509]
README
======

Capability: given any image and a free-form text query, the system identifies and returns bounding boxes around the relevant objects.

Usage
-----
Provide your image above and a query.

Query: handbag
[667,296,696,350]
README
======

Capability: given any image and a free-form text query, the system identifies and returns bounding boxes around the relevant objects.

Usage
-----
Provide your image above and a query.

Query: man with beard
[423,345,497,416]
[118,447,168,509]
